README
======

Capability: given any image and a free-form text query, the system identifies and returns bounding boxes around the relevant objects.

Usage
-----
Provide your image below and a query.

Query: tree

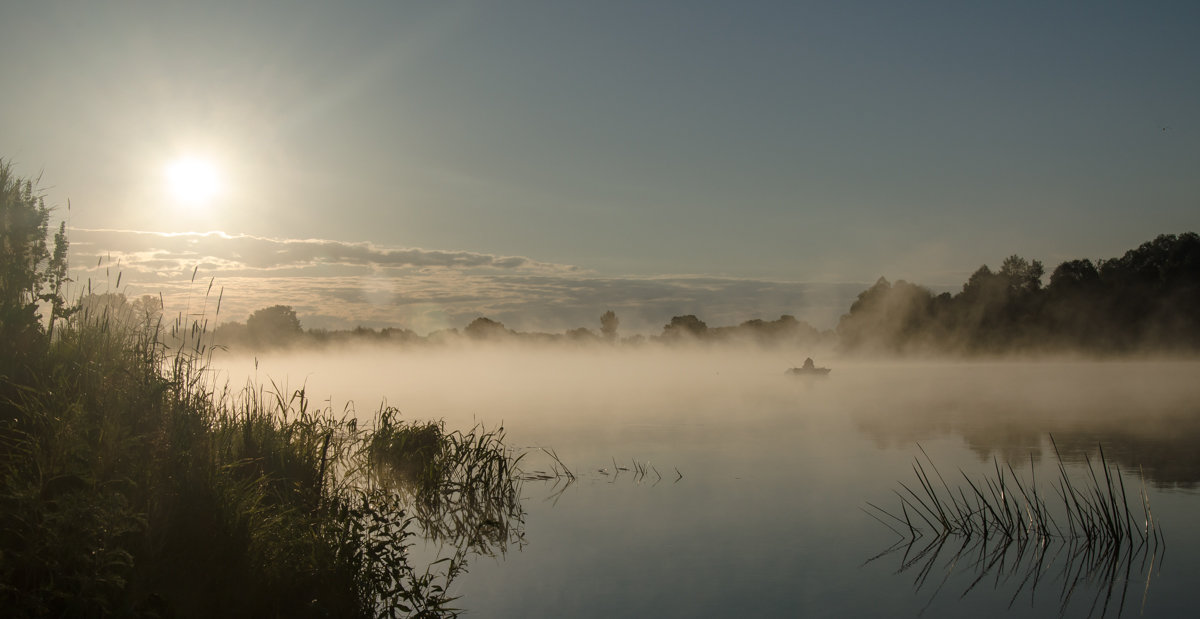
[464,316,511,340]
[836,278,936,353]
[1,160,69,364]
[662,315,708,340]
[1048,259,1100,293]
[732,315,821,346]
[130,294,164,330]
[999,255,1044,294]
[246,305,302,346]
[566,327,599,342]
[599,310,619,341]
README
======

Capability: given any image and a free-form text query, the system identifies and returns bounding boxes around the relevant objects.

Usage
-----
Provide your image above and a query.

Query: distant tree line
[208,306,831,351]
[205,232,1199,356]
[836,232,1200,355]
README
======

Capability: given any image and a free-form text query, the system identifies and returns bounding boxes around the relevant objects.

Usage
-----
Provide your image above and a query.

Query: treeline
[837,232,1200,355]
[206,305,832,350]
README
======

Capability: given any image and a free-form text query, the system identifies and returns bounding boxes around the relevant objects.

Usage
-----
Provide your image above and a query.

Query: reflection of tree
[850,366,1200,488]
[857,405,1200,489]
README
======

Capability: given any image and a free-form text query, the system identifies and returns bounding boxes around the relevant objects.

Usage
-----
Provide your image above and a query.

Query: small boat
[787,358,831,376]
[787,366,831,376]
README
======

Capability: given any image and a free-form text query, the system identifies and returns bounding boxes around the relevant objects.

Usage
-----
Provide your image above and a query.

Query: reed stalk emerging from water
[868,438,1161,549]
[867,438,1165,617]
[368,409,527,556]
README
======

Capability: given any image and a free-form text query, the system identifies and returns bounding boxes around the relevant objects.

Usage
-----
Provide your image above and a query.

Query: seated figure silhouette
[802,357,815,370]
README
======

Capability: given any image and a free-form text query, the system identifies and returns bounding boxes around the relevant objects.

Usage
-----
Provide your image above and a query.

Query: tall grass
[369,409,527,557]
[868,439,1162,549]
[0,278,514,617]
[867,438,1165,617]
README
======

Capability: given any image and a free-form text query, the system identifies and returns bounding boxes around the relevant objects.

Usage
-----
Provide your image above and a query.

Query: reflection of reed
[871,525,1162,618]
[868,437,1164,617]
[518,450,684,505]
[369,411,528,558]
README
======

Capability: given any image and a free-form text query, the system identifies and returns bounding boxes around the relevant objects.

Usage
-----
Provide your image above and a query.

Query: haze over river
[216,348,1200,618]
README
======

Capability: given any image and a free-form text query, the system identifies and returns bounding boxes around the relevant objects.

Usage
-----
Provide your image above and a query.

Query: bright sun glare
[164,157,222,206]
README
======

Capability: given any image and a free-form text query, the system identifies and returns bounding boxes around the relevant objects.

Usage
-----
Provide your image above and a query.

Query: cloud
[68,228,571,274]
[67,228,869,334]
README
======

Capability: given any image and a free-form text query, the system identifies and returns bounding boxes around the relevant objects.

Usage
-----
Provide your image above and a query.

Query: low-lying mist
[214,342,821,427]
[210,342,1200,486]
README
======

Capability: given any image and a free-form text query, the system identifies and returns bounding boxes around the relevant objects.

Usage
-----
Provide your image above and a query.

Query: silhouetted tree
[953,258,1044,351]
[600,310,619,341]
[0,161,69,369]
[1095,232,1200,349]
[836,278,936,353]
[212,320,249,347]
[246,305,302,346]
[1048,259,1100,293]
[719,314,822,347]
[464,316,511,340]
[1043,259,1103,347]
[566,327,599,342]
[999,255,1044,293]
[131,294,164,328]
[662,315,708,340]
[836,235,1200,355]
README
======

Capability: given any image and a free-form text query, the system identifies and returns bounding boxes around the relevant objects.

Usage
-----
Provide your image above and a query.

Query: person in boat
[802,357,815,370]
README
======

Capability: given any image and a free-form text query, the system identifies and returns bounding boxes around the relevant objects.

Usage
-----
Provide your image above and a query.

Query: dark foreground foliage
[1,162,502,617]
[1,302,478,617]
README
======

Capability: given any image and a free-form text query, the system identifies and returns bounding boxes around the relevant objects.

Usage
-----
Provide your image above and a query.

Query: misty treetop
[836,232,1200,355]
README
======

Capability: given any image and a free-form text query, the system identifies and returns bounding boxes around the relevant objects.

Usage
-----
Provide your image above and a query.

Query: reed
[368,409,527,557]
[868,438,1162,549]
[0,277,475,617]
[871,502,1164,617]
[866,437,1165,616]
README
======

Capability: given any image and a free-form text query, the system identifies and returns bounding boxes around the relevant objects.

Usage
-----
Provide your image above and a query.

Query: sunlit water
[214,348,1200,618]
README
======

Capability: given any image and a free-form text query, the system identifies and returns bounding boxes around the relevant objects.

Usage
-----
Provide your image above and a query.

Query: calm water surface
[217,349,1200,618]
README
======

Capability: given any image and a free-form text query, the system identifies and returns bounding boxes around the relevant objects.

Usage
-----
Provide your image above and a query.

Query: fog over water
[214,346,1200,483]
[214,345,1200,617]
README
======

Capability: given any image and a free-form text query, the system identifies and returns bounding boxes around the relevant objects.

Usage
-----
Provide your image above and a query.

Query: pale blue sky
[3,1,1197,331]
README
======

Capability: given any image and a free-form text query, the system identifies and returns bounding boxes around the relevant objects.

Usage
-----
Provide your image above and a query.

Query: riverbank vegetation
[1,161,514,616]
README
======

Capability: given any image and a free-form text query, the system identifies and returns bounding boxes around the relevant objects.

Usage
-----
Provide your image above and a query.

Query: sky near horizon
[2,1,1197,333]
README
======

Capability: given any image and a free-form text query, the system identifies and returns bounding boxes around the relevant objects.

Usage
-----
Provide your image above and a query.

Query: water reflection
[214,352,1199,618]
[868,441,1165,619]
[848,362,1200,487]
[368,413,528,558]
[872,532,1162,619]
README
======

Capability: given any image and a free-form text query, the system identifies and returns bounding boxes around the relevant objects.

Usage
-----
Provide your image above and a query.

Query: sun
[164,156,222,205]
